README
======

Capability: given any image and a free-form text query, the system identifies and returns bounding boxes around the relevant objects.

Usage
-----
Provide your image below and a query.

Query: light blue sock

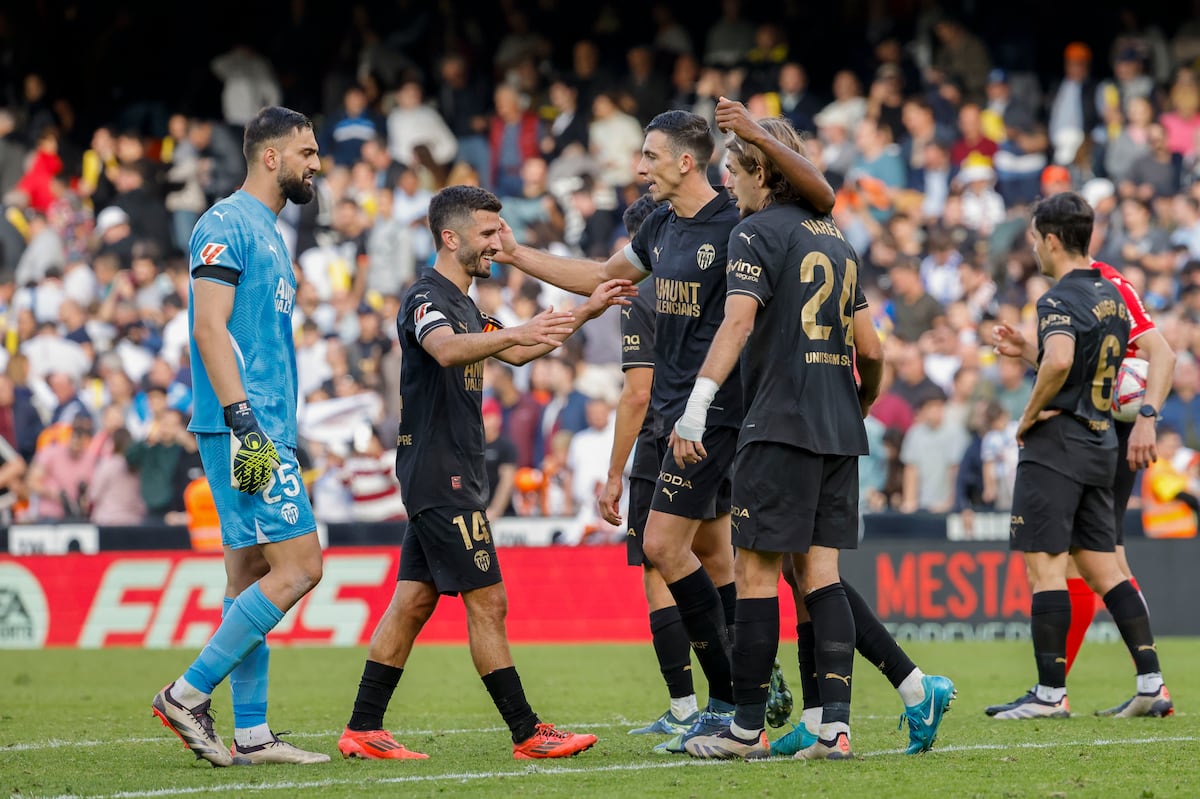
[223,596,269,730]
[183,583,283,695]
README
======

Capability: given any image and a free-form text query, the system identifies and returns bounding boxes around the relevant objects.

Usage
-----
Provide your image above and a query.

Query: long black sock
[1103,580,1161,675]
[347,660,403,731]
[796,621,819,709]
[649,606,695,699]
[844,580,916,689]
[731,597,779,732]
[667,567,734,705]
[482,666,540,743]
[1031,590,1071,689]
[805,582,855,728]
[717,581,737,629]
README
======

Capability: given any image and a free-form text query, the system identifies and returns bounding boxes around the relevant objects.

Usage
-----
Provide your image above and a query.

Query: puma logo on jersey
[621,308,632,318]
[268,244,278,255]
[653,246,661,261]
[824,673,851,686]
[457,321,469,332]
[212,210,227,220]
[1137,644,1157,652]
[660,487,677,502]
[738,231,757,244]
[415,292,430,300]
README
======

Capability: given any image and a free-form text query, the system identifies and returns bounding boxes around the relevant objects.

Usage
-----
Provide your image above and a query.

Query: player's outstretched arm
[423,307,577,368]
[1129,328,1176,469]
[493,218,646,295]
[600,365,652,526]
[715,96,835,214]
[671,294,759,468]
[494,279,637,365]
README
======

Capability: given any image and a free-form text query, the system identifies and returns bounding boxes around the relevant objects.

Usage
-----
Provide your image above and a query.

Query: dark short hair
[645,110,715,171]
[427,185,502,251]
[243,106,313,164]
[1032,192,1094,257]
[622,193,662,238]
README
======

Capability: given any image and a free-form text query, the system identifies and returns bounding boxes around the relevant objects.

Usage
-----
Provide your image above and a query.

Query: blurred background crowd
[1,1,1199,539]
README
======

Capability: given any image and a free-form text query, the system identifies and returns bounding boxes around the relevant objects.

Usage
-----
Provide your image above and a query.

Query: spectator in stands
[989,355,1034,422]
[1127,123,1183,202]
[322,85,384,169]
[435,53,492,180]
[210,43,281,128]
[124,407,191,522]
[891,340,945,413]
[541,77,589,163]
[47,371,90,425]
[931,14,991,104]
[535,355,589,464]
[622,45,669,127]
[1162,75,1200,159]
[900,390,969,513]
[487,83,543,197]
[1140,425,1200,538]
[587,91,643,193]
[483,398,518,519]
[703,0,755,68]
[0,372,41,464]
[341,426,407,522]
[28,414,99,521]
[486,361,544,468]
[387,78,458,175]
[87,427,146,525]
[951,103,998,166]
[980,401,1019,511]
[1162,356,1200,450]
[889,257,944,342]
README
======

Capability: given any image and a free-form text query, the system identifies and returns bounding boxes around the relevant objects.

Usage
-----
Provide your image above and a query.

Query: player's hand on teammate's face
[991,323,1027,358]
[669,429,707,470]
[514,306,576,347]
[581,279,638,319]
[598,474,624,526]
[492,217,518,263]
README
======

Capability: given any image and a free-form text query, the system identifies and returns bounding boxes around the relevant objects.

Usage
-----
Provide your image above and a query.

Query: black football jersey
[626,192,743,435]
[725,204,869,456]
[395,271,497,516]
[621,278,661,482]
[1020,268,1130,486]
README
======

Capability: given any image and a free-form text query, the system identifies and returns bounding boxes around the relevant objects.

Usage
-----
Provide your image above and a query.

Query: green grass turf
[2,640,1197,798]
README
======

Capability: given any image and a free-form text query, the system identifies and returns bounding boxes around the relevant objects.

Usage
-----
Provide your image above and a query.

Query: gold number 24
[799,252,857,347]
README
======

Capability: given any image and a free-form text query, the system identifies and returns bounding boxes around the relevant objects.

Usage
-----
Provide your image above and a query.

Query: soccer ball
[1111,357,1148,423]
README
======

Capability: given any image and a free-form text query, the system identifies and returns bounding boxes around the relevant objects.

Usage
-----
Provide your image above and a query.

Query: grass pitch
[2,639,1198,798]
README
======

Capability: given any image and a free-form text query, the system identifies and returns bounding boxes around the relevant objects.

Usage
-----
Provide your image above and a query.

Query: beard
[278,163,315,205]
[457,244,494,279]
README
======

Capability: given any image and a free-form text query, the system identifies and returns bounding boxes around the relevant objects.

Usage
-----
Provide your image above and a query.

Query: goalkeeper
[151,107,328,767]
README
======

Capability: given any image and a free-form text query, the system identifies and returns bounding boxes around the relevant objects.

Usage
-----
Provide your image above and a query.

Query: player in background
[152,107,329,766]
[497,106,833,751]
[337,185,630,760]
[989,192,1171,719]
[989,244,1175,718]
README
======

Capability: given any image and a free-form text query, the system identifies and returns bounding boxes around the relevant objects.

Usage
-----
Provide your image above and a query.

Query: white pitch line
[23,734,1200,799]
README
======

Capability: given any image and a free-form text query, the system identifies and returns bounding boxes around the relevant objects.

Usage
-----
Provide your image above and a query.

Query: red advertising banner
[0,546,674,649]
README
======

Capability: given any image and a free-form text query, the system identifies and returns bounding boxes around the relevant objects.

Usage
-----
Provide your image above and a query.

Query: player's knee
[465,587,508,626]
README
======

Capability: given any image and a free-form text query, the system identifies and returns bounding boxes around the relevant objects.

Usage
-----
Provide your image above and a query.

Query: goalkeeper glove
[223,400,281,494]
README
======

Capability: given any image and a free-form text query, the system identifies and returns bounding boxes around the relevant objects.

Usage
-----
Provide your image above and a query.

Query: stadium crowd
[1,3,1200,537]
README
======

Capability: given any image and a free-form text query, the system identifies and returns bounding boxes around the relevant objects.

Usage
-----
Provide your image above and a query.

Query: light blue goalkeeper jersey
[187,190,298,448]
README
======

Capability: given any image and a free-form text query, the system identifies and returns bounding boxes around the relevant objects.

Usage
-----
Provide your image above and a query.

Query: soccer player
[988,192,1171,719]
[151,107,329,766]
[671,115,880,760]
[988,235,1175,719]
[601,193,772,738]
[496,107,834,750]
[337,185,626,760]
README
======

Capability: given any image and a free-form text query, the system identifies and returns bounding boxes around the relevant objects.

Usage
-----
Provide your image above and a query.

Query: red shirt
[1095,261,1154,358]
